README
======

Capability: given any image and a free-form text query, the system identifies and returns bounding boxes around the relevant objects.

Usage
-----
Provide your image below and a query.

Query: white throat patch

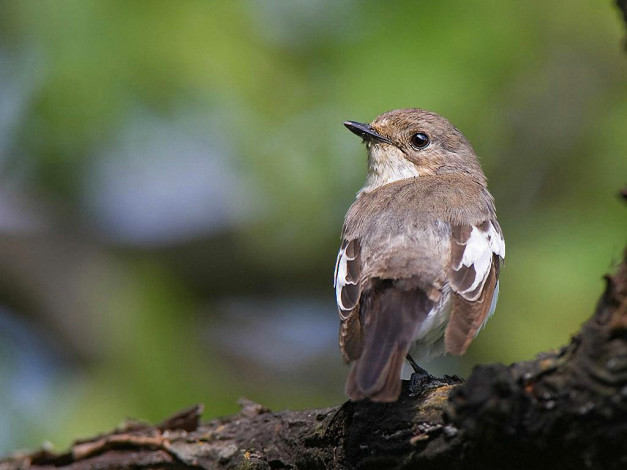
[358,144,420,195]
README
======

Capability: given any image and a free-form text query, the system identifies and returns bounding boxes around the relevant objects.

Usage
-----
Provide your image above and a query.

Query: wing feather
[335,239,363,361]
[445,220,504,355]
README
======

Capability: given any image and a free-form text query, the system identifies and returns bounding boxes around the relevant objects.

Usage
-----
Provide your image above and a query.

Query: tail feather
[346,347,405,402]
[345,282,432,402]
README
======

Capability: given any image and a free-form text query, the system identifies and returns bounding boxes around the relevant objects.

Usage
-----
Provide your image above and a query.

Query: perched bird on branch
[335,108,505,402]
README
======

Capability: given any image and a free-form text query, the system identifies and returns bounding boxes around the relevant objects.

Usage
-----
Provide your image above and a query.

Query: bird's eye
[410,132,430,149]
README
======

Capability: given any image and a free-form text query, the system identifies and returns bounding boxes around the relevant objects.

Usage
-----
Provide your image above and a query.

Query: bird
[333,108,505,402]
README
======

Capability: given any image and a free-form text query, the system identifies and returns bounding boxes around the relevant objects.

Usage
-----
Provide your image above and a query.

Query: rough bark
[1,244,626,470]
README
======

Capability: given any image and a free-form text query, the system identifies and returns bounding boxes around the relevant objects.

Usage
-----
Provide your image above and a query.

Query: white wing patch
[334,249,350,311]
[487,222,505,258]
[333,241,359,320]
[452,222,505,301]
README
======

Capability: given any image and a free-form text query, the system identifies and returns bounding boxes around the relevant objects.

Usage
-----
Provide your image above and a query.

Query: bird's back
[343,174,496,285]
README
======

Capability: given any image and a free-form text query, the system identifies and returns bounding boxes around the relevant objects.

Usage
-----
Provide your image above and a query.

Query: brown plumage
[335,109,505,402]
[446,256,500,355]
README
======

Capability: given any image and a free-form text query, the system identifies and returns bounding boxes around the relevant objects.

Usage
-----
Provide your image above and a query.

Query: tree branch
[1,245,625,469]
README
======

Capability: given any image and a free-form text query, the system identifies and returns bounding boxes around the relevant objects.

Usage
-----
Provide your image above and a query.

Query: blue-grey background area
[0,0,625,454]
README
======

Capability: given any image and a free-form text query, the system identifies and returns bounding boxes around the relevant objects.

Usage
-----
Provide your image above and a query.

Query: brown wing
[334,238,363,361]
[445,220,505,355]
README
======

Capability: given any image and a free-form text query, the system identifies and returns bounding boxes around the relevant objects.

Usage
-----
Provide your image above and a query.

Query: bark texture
[1,248,626,470]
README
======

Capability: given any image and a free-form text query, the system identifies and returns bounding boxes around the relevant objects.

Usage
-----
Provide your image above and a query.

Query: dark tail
[345,282,432,402]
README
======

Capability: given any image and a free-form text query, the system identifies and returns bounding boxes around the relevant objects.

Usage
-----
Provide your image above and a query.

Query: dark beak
[343,121,392,144]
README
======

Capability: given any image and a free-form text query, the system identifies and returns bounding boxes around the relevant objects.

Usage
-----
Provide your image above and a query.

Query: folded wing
[445,220,505,355]
[334,238,363,361]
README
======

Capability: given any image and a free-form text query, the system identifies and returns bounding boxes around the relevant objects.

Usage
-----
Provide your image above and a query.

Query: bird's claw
[409,370,447,396]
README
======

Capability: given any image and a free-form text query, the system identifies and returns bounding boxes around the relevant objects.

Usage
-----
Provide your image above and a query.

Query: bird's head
[344,108,485,193]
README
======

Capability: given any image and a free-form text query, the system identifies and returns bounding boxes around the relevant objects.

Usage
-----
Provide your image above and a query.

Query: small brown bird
[334,108,505,402]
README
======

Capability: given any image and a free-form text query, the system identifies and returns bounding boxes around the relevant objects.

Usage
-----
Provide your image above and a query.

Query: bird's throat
[359,145,421,195]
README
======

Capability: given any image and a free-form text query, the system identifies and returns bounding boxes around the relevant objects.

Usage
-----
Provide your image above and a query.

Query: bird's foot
[406,353,460,396]
[409,369,447,396]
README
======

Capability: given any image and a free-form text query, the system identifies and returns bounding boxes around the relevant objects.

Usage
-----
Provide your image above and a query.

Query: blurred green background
[0,0,625,455]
